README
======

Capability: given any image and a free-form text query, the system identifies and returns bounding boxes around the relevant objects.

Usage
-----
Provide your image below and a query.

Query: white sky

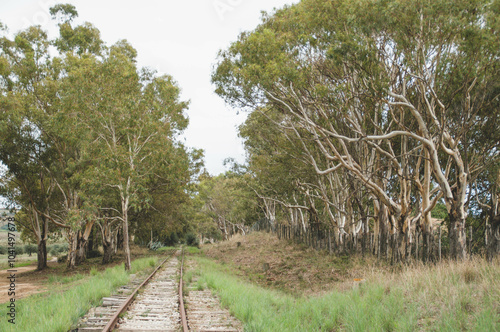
[0,0,298,175]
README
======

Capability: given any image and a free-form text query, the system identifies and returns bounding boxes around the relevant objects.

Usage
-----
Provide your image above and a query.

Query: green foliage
[0,3,198,271]
[212,0,500,258]
[431,203,448,220]
[196,172,262,240]
[164,233,179,246]
[49,4,78,23]
[15,246,24,255]
[24,244,37,255]
[185,232,199,247]
[48,244,68,256]
[49,244,60,256]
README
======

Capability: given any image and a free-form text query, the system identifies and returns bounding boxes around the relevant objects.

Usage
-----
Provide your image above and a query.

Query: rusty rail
[101,249,177,332]
[179,247,189,332]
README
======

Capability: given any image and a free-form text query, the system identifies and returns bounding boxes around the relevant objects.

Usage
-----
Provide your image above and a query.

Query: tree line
[0,4,202,270]
[212,0,500,261]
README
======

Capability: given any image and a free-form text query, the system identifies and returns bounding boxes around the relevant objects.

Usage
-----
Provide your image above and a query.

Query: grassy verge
[192,256,499,331]
[0,259,36,270]
[0,256,158,332]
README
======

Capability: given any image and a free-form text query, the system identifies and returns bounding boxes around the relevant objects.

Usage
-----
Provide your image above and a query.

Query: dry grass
[366,257,500,330]
[201,232,500,330]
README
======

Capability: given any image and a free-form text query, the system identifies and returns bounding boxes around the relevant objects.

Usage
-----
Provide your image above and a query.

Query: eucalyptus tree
[62,39,189,270]
[197,172,260,240]
[213,0,500,260]
[1,4,194,270]
[0,24,70,269]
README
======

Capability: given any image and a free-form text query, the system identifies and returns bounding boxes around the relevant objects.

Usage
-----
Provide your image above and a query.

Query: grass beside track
[0,256,159,332]
[192,255,499,331]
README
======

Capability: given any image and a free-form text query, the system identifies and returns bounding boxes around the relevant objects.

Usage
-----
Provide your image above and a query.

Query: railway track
[74,248,241,332]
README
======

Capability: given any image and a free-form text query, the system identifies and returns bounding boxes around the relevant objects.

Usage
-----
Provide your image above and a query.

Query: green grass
[192,256,499,332]
[47,273,86,284]
[0,259,36,270]
[0,256,159,332]
[185,246,201,254]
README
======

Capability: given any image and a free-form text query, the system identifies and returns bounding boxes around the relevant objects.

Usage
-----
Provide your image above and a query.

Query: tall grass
[193,256,499,331]
[0,256,158,332]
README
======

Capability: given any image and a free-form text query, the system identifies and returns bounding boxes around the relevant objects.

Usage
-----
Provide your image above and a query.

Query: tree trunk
[37,238,47,271]
[421,223,433,262]
[122,210,131,271]
[378,204,389,258]
[102,236,114,264]
[487,215,500,261]
[75,233,87,265]
[67,231,78,269]
[36,214,48,270]
[449,209,467,260]
[87,226,95,252]
[75,221,95,265]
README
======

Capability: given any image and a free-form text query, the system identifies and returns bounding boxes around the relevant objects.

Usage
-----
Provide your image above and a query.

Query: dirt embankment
[203,232,381,296]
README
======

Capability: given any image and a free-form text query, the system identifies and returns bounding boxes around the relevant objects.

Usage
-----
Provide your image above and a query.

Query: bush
[57,255,67,263]
[15,246,24,255]
[50,247,59,256]
[185,232,200,247]
[59,243,69,252]
[48,244,59,255]
[0,246,7,255]
[24,244,37,255]
[164,232,179,246]
[48,243,68,256]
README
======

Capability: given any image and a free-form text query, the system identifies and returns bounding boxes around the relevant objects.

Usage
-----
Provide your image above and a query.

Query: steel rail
[179,247,189,332]
[101,249,177,332]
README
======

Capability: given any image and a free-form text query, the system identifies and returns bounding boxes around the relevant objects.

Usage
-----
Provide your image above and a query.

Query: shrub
[24,244,37,255]
[59,243,69,252]
[58,255,67,263]
[50,247,60,256]
[15,246,24,255]
[0,246,7,255]
[59,243,69,253]
[185,232,200,247]
[164,232,179,246]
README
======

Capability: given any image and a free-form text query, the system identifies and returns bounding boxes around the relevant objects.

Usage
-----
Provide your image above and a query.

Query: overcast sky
[0,0,299,175]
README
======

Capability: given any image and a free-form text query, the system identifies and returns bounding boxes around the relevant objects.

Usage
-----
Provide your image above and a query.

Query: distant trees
[213,0,500,260]
[0,5,197,270]
[196,171,261,241]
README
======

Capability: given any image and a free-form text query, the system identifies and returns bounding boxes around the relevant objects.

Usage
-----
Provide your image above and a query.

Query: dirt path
[0,258,58,303]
